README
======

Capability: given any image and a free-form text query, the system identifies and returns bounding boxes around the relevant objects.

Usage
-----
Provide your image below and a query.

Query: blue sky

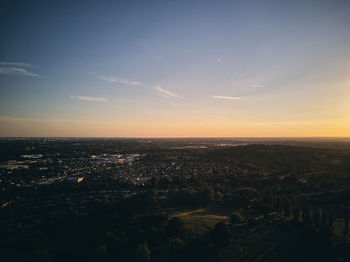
[1,0,350,136]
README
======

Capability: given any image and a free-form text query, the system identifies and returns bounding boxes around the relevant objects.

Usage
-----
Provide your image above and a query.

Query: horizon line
[1,136,350,139]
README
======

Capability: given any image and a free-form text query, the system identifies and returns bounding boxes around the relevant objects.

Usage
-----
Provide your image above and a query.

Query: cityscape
[1,138,350,261]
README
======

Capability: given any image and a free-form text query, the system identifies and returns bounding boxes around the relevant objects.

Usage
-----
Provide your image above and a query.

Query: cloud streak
[96,74,181,99]
[0,115,100,124]
[212,95,242,100]
[0,61,35,67]
[251,84,264,88]
[70,96,108,103]
[0,67,42,77]
[97,75,145,86]
[155,86,179,98]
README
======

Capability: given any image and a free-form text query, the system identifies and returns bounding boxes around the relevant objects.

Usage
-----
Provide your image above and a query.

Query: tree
[283,198,291,217]
[134,189,158,209]
[133,242,151,262]
[94,244,107,261]
[293,206,300,222]
[166,217,185,239]
[230,212,245,225]
[302,206,311,224]
[344,216,348,243]
[32,249,52,262]
[200,187,215,205]
[212,221,231,248]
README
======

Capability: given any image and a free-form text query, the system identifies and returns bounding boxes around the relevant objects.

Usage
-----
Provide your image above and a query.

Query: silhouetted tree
[293,206,300,222]
[283,198,291,217]
[166,217,185,239]
[212,221,231,248]
[344,216,348,243]
[302,206,311,224]
[133,242,151,262]
[200,187,215,205]
[230,212,245,225]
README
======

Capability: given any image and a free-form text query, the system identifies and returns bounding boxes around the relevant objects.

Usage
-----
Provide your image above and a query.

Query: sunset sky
[1,0,350,137]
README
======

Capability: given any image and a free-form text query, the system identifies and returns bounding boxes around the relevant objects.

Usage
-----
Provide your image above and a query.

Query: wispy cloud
[251,84,264,88]
[97,75,145,86]
[154,86,179,98]
[212,95,242,100]
[0,115,104,124]
[96,74,181,99]
[70,96,108,103]
[0,61,35,67]
[0,67,42,77]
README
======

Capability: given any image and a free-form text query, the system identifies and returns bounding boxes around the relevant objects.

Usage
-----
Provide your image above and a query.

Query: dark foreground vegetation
[0,138,350,261]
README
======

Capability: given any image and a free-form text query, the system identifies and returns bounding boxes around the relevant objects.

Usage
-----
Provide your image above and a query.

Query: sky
[1,0,350,137]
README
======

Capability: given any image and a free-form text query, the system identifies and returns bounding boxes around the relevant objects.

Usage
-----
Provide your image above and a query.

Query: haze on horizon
[1,0,350,137]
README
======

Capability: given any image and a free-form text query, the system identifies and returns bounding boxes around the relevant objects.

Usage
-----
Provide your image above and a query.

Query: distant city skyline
[1,0,350,137]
